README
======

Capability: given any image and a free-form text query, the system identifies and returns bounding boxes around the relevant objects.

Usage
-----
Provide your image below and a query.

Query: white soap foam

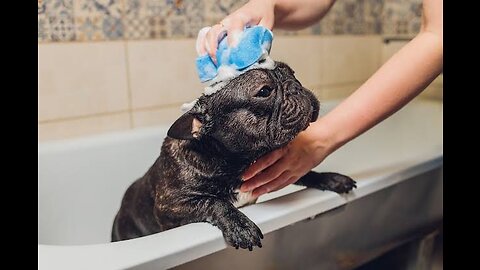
[228,30,244,48]
[233,189,256,208]
[206,55,275,94]
[181,99,198,113]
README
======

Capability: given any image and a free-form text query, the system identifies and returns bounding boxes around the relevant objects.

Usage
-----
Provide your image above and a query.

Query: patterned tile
[408,1,422,34]
[202,0,247,33]
[169,16,186,37]
[38,0,47,15]
[364,0,385,34]
[103,16,124,39]
[320,1,347,35]
[382,0,422,36]
[49,12,76,41]
[74,0,124,41]
[204,0,247,23]
[43,0,76,41]
[38,1,51,42]
[310,22,322,35]
[38,16,50,42]
[126,0,205,40]
[187,15,205,38]
[273,29,300,36]
[125,0,150,39]
[125,16,150,39]
[183,0,205,38]
[149,16,167,38]
[366,0,384,18]
[76,16,103,40]
[38,0,424,42]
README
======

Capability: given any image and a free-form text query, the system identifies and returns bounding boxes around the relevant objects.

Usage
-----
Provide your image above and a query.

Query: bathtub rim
[38,154,442,270]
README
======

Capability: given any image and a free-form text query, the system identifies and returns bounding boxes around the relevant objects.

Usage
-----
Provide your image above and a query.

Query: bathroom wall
[38,0,441,141]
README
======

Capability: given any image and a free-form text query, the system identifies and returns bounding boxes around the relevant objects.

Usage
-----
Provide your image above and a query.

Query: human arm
[241,0,443,197]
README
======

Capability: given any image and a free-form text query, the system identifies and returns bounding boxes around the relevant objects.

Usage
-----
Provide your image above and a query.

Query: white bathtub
[38,99,443,270]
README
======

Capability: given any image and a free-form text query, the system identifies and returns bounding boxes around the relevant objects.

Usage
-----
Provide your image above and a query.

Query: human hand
[240,122,337,197]
[196,0,276,63]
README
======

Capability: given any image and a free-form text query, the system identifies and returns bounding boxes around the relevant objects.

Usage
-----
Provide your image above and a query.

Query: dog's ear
[167,113,203,140]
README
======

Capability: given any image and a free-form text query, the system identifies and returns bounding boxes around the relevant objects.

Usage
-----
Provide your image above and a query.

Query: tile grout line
[124,41,134,129]
[38,34,393,45]
[38,103,186,124]
[121,0,135,129]
[39,110,131,124]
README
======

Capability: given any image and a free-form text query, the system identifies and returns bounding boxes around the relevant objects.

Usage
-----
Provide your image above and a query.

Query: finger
[195,26,211,56]
[258,17,274,30]
[245,155,296,192]
[241,160,288,192]
[205,24,227,64]
[251,171,293,197]
[242,147,286,180]
[269,176,298,193]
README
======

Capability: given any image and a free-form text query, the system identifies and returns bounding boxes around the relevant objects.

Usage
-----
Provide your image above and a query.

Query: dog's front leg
[295,171,357,194]
[161,197,263,250]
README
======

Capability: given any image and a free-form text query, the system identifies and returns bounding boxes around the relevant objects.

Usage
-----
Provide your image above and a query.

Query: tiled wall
[38,0,441,141]
[38,0,423,42]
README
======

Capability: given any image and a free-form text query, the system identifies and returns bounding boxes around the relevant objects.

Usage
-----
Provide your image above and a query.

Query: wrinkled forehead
[219,69,273,94]
[240,69,273,84]
[230,65,295,87]
[197,64,295,106]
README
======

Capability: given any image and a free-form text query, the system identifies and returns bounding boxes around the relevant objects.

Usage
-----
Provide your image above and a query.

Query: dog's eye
[255,86,273,98]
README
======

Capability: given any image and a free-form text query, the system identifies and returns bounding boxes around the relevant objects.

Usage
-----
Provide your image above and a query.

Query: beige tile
[321,36,382,85]
[38,112,131,141]
[421,85,443,100]
[307,82,361,101]
[127,40,204,109]
[132,105,184,128]
[38,42,129,122]
[431,73,443,86]
[303,84,322,100]
[270,36,323,87]
[421,74,443,100]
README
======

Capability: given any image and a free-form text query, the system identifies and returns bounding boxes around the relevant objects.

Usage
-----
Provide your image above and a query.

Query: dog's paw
[222,215,263,251]
[321,173,357,194]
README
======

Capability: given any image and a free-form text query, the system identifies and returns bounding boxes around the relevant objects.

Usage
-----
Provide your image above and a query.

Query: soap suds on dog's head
[205,55,275,94]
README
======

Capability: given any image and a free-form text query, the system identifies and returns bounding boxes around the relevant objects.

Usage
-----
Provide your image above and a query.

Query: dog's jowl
[111,62,356,250]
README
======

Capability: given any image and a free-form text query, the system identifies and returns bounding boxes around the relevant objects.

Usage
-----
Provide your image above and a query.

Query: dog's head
[168,62,319,159]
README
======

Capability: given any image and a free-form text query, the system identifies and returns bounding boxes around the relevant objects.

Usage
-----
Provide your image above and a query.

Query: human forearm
[274,0,337,30]
[315,31,443,152]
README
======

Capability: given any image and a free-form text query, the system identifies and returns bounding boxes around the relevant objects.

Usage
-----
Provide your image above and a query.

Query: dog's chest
[233,189,257,208]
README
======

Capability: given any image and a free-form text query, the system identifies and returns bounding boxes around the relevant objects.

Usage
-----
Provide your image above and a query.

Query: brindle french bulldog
[111,62,356,250]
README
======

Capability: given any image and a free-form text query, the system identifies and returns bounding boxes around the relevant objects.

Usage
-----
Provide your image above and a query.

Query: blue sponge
[195,26,274,83]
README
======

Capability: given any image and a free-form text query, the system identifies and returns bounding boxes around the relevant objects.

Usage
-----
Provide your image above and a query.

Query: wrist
[308,117,346,156]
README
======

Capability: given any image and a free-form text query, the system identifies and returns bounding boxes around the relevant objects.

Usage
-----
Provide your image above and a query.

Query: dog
[111,62,356,250]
